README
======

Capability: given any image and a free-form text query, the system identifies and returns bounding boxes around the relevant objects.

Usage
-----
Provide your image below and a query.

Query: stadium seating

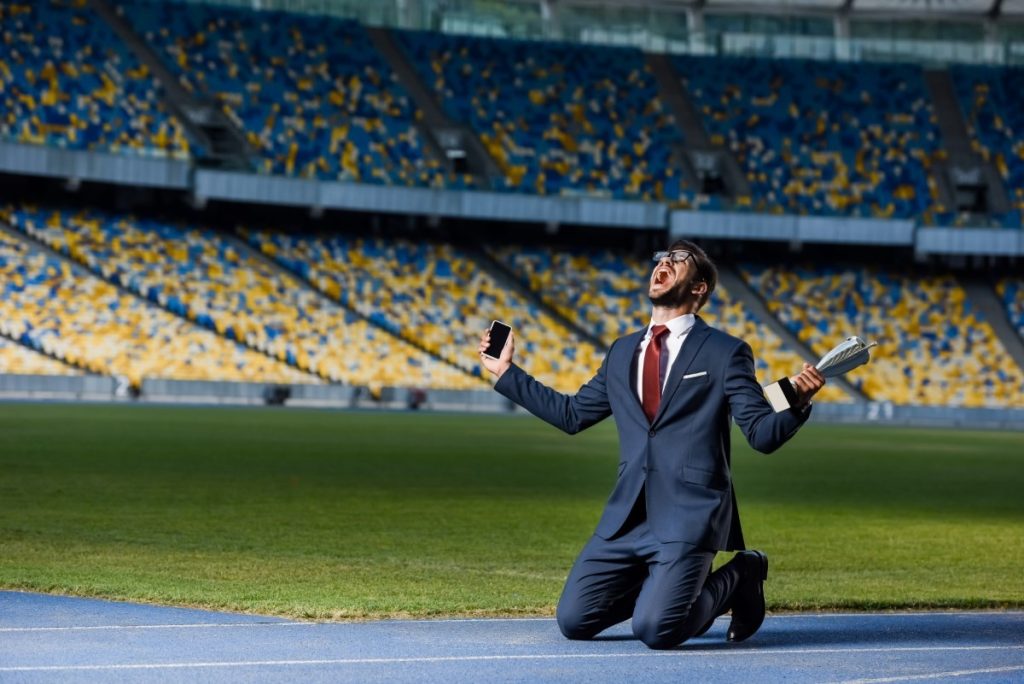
[0,336,81,376]
[0,0,191,158]
[997,278,1024,338]
[487,244,848,402]
[244,229,605,392]
[119,1,456,186]
[487,245,643,343]
[3,205,481,390]
[674,55,944,219]
[952,65,1024,225]
[0,227,308,386]
[394,30,684,201]
[740,263,1024,407]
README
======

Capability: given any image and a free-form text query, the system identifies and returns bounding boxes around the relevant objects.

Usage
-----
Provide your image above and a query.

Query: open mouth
[652,267,674,287]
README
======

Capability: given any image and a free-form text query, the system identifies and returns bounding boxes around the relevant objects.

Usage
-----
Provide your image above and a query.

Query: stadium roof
[704,0,992,10]
[567,0,1024,19]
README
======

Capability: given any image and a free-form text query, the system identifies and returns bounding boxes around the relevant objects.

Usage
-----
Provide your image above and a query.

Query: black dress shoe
[692,615,716,638]
[693,551,748,639]
[726,550,768,643]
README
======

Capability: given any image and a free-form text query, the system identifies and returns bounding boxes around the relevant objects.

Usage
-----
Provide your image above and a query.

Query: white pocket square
[682,371,708,379]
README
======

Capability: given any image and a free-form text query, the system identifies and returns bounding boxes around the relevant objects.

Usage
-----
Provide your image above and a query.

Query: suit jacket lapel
[653,316,711,425]
[617,327,648,424]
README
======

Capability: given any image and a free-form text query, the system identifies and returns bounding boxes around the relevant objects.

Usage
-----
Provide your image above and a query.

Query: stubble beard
[649,277,695,308]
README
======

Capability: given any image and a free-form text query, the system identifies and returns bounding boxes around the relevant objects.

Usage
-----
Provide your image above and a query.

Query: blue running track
[2,591,1022,683]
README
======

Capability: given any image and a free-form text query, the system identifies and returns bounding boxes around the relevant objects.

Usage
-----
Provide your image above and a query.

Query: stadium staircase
[227,228,487,385]
[923,69,1009,215]
[645,53,751,201]
[89,0,254,170]
[366,27,501,187]
[474,245,608,351]
[715,264,867,403]
[960,277,1024,373]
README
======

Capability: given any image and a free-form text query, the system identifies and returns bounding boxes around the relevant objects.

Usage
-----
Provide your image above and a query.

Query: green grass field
[1,403,1022,619]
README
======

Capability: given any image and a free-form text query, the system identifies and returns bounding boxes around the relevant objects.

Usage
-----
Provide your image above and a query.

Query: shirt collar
[646,313,696,339]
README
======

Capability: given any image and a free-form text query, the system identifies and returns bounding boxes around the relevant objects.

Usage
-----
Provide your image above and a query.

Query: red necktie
[642,325,669,424]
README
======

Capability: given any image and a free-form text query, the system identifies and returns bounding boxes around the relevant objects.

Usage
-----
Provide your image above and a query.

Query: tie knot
[650,324,669,341]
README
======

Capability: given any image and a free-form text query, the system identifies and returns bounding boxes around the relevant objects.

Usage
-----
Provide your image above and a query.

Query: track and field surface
[1,403,1022,617]
[2,592,1023,683]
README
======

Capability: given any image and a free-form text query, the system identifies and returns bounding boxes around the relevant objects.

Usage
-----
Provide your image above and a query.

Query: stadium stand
[244,229,604,392]
[951,65,1024,226]
[487,244,848,402]
[3,205,481,390]
[0,0,191,158]
[0,336,81,376]
[119,1,453,185]
[997,278,1024,339]
[0,227,309,387]
[705,293,850,404]
[0,2,1019,413]
[394,30,684,201]
[486,245,641,343]
[673,55,944,219]
[740,263,1024,407]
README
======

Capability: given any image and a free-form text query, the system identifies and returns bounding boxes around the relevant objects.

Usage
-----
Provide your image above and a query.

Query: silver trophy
[764,336,877,412]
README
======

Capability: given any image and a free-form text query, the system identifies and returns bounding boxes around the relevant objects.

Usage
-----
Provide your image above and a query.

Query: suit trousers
[555,515,744,649]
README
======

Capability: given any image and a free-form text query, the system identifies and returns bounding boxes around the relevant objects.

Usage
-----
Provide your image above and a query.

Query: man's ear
[691,280,708,297]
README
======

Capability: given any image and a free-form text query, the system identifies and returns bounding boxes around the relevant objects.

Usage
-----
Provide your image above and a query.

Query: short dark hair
[668,238,717,310]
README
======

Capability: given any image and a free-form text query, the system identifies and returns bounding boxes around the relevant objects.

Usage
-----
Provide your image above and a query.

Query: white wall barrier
[2,374,1021,427]
[0,373,115,400]
[288,383,357,407]
[140,379,354,406]
[812,401,1024,431]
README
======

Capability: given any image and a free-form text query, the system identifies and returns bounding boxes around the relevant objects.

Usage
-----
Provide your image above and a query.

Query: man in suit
[477,239,825,650]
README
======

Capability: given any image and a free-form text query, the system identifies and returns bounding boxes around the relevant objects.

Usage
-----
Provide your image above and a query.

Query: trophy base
[764,377,800,413]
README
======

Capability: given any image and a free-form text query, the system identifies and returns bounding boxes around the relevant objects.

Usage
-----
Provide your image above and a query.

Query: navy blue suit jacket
[494,316,810,550]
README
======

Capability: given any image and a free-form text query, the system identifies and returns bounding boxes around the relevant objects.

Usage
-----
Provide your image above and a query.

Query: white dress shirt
[635,313,696,403]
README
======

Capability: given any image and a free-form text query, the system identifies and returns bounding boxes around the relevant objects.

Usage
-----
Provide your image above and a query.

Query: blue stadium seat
[0,0,191,158]
[394,29,684,201]
[674,55,944,219]
[952,65,1024,224]
[120,1,454,186]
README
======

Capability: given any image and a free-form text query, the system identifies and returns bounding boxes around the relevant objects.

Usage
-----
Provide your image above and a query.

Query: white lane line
[765,611,1024,620]
[0,622,312,633]
[0,619,554,633]
[2,611,1022,632]
[1,645,1022,672]
[834,664,1024,683]
[2,610,1021,631]
[381,617,555,623]
[380,612,1024,625]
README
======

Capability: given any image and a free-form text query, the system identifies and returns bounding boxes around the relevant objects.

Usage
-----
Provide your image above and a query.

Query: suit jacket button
[648,429,656,437]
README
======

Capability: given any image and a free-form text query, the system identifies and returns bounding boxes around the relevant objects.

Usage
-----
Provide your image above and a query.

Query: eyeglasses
[652,249,693,264]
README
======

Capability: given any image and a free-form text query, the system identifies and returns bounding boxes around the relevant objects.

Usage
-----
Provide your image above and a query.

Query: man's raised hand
[478,328,514,379]
[789,363,826,407]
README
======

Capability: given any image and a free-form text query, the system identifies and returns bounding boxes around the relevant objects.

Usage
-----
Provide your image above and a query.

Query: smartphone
[483,320,512,360]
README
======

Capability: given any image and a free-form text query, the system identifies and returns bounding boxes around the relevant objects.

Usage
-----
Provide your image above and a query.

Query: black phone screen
[484,321,512,358]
